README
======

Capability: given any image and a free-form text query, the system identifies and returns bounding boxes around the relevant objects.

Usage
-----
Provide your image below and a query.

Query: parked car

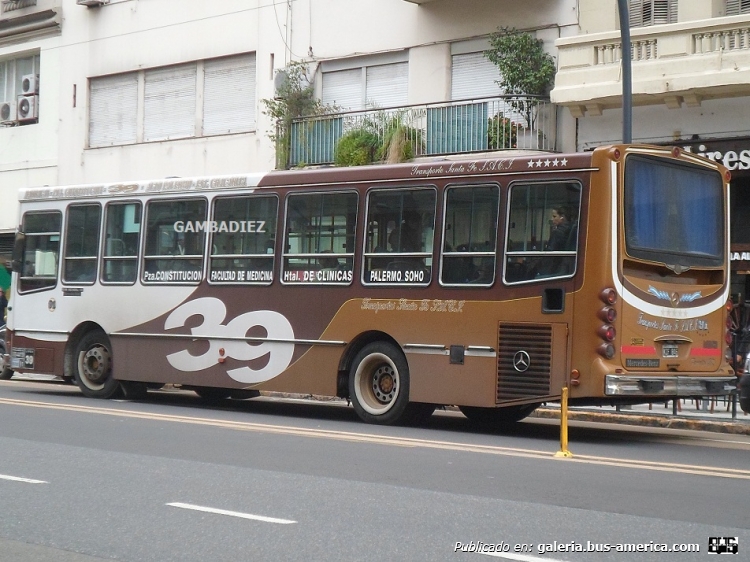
[0,324,12,380]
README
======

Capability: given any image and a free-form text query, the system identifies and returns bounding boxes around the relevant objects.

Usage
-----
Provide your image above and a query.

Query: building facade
[552,0,750,303]
[0,0,579,265]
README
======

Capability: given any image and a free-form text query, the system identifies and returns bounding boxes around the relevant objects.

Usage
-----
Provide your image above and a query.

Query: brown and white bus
[4,144,737,425]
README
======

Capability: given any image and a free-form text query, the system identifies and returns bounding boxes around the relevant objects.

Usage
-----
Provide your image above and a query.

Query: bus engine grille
[497,323,552,401]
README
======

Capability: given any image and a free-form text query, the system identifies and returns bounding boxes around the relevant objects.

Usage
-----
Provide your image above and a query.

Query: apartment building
[0,0,578,264]
[552,0,750,302]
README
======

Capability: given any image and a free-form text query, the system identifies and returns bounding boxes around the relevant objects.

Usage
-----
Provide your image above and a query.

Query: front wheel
[349,342,413,425]
[459,404,537,426]
[74,330,121,399]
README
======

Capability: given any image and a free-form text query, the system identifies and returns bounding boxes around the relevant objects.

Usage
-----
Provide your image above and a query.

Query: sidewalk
[534,398,750,435]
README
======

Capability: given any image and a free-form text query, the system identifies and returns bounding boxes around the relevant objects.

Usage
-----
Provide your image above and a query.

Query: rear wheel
[0,367,12,380]
[349,342,413,425]
[459,404,537,426]
[74,330,121,399]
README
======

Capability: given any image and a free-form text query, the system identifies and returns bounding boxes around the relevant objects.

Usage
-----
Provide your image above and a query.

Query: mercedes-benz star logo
[513,350,531,372]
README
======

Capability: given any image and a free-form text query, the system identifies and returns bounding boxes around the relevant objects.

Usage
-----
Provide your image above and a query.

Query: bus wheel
[74,330,121,399]
[349,342,411,425]
[459,404,537,426]
[0,368,13,380]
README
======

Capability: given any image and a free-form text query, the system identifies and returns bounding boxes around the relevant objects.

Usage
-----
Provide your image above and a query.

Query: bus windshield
[624,155,724,268]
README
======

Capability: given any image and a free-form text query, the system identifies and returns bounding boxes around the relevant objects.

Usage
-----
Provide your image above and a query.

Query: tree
[484,28,556,129]
[262,61,334,169]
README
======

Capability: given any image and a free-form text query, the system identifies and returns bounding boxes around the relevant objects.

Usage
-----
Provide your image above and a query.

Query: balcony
[279,95,555,169]
[552,14,750,117]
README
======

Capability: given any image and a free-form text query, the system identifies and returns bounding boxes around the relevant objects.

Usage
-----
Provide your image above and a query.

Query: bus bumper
[604,375,736,397]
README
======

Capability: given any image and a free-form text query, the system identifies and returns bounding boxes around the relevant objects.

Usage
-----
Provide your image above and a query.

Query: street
[1,378,749,562]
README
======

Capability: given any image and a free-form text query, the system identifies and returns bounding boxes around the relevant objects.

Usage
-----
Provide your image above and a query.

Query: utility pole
[617,0,632,143]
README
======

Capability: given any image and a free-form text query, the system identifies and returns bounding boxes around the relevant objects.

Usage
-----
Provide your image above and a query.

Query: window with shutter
[89,74,138,147]
[726,0,750,15]
[629,0,677,27]
[203,53,256,135]
[322,61,408,111]
[144,65,197,142]
[451,52,501,100]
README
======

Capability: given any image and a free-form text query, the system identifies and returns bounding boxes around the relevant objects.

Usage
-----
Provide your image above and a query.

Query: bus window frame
[207,193,279,286]
[17,210,63,295]
[100,200,143,286]
[438,182,501,288]
[361,185,437,288]
[502,179,583,286]
[62,202,103,287]
[280,189,358,286]
[141,196,208,286]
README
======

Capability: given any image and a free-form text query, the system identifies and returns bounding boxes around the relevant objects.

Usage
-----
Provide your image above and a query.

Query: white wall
[0,0,579,233]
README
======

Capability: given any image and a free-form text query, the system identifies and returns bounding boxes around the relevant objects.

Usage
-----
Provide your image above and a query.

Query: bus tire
[459,404,537,426]
[0,368,13,380]
[349,342,411,425]
[73,330,121,399]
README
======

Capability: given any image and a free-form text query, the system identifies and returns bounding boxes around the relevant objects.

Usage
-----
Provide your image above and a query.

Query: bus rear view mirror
[11,232,25,272]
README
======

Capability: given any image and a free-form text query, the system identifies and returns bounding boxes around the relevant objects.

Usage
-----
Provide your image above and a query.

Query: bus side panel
[7,334,65,375]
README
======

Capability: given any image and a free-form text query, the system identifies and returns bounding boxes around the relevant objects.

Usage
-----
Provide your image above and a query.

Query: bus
[4,144,737,425]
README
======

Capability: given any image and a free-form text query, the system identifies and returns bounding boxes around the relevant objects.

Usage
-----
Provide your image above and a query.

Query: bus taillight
[598,306,617,323]
[598,325,616,342]
[600,287,617,305]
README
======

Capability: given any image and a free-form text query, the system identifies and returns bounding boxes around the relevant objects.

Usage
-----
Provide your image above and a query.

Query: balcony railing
[278,95,555,169]
[552,14,750,114]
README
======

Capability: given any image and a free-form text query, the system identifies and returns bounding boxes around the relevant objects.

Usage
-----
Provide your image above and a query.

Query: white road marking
[0,473,48,484]
[479,552,567,561]
[166,502,296,524]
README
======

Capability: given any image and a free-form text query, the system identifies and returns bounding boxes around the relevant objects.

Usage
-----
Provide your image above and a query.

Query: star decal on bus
[527,158,568,168]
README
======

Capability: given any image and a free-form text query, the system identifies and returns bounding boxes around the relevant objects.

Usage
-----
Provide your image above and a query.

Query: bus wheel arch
[348,339,412,425]
[71,326,121,399]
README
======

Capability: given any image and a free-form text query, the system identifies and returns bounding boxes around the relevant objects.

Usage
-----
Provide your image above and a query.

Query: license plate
[662,344,678,358]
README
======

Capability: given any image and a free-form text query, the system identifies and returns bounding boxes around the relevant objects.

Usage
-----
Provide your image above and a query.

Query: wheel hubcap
[82,345,110,383]
[372,366,396,403]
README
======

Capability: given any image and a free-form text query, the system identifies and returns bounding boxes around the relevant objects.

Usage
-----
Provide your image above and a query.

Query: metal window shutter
[144,65,196,142]
[322,68,362,110]
[630,0,677,26]
[203,54,256,135]
[89,74,138,147]
[451,52,501,101]
[726,0,750,15]
[365,62,408,108]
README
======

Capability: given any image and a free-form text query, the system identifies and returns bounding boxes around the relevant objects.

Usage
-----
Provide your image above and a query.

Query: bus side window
[102,202,141,284]
[282,191,357,285]
[18,211,62,293]
[63,204,101,285]
[364,188,435,286]
[504,182,582,284]
[209,195,278,285]
[143,198,207,284]
[440,184,499,286]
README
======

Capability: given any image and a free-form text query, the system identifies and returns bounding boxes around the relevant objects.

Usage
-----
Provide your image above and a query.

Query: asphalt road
[1,379,749,562]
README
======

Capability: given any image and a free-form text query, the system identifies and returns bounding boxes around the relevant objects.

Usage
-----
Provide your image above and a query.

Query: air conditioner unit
[77,0,110,6]
[1,101,16,124]
[17,95,38,122]
[21,74,39,96]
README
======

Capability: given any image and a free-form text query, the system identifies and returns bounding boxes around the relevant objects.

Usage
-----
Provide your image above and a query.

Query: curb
[532,407,750,435]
